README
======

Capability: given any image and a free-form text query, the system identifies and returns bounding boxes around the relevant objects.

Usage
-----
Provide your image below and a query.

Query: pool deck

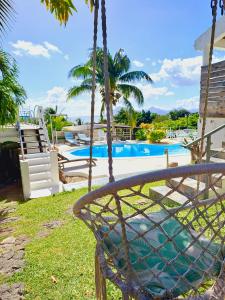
[57,141,191,191]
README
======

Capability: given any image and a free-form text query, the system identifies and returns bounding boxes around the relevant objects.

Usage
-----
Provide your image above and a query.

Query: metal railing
[36,106,51,150]
[184,123,225,163]
[16,121,25,160]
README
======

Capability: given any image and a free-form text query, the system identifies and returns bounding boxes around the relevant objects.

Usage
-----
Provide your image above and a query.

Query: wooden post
[164,149,169,168]
[204,135,212,199]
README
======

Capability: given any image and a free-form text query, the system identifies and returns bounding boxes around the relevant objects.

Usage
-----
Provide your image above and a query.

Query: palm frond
[0,0,15,35]
[120,71,153,83]
[41,0,77,25]
[117,84,144,106]
[68,65,93,79]
[67,84,92,99]
[85,0,95,11]
[113,49,130,77]
[123,98,134,111]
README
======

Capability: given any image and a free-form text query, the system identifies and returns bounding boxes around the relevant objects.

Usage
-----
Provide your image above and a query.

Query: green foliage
[68,48,152,119]
[0,50,26,126]
[135,129,147,141]
[153,113,199,130]
[114,108,128,124]
[47,116,72,137]
[44,106,58,123]
[169,109,190,121]
[136,110,157,126]
[147,130,166,143]
[127,109,138,129]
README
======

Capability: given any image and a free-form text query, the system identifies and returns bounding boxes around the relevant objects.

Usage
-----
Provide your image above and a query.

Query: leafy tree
[76,118,83,125]
[0,51,26,126]
[169,109,190,121]
[136,110,157,126]
[68,48,152,127]
[114,108,129,124]
[44,106,58,123]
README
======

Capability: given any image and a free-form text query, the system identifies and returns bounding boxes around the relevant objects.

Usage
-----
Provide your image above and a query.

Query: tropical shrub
[47,116,72,137]
[147,130,166,143]
[135,129,147,141]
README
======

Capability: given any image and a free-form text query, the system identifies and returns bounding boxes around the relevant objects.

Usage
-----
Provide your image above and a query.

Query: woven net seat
[74,163,225,299]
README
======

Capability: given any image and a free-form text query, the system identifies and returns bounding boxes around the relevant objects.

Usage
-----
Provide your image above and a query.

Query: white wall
[198,118,225,148]
[0,128,18,143]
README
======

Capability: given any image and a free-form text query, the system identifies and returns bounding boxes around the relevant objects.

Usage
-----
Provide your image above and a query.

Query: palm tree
[0,51,26,125]
[68,48,152,127]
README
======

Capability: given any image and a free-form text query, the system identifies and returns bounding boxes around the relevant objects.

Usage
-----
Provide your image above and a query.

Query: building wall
[198,118,225,148]
[0,128,18,143]
[200,61,225,118]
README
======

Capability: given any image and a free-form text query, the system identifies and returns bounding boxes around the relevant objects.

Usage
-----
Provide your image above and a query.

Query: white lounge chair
[64,132,79,146]
[77,133,91,144]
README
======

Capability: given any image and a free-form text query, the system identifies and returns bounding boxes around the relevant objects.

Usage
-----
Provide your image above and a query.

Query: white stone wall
[198,118,225,148]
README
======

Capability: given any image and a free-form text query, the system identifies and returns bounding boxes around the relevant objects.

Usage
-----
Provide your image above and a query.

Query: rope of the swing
[88,0,99,192]
[101,0,114,183]
[199,0,218,163]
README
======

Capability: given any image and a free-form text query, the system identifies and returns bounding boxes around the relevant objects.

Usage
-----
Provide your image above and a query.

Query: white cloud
[150,56,202,86]
[11,40,63,58]
[43,41,62,54]
[136,83,174,98]
[176,96,199,110]
[150,54,225,87]
[132,60,144,68]
[26,86,102,119]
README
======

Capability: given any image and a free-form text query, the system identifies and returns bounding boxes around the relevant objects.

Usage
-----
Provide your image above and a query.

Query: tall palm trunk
[101,0,114,182]
[88,0,99,192]
[110,95,115,138]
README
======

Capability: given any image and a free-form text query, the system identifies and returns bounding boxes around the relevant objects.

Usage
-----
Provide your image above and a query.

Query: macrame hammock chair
[73,0,225,299]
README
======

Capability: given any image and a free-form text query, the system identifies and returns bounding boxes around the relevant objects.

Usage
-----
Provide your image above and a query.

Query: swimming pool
[70,143,188,158]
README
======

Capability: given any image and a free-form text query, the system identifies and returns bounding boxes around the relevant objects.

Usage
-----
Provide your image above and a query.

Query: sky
[4,0,225,121]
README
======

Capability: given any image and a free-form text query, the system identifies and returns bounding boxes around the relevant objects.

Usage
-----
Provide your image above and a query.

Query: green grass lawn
[1,180,223,300]
[2,183,163,300]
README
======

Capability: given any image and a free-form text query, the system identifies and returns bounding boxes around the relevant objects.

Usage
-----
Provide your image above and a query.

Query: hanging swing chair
[74,0,225,299]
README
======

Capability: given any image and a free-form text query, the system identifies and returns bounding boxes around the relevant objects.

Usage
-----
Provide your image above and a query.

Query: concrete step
[210,148,225,160]
[150,185,188,205]
[30,171,51,182]
[168,177,219,198]
[26,156,50,166]
[24,153,50,159]
[30,179,53,191]
[189,172,225,189]
[29,185,60,199]
[209,157,225,163]
[29,164,51,174]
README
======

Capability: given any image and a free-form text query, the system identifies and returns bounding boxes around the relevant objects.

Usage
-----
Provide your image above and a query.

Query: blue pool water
[70,143,188,158]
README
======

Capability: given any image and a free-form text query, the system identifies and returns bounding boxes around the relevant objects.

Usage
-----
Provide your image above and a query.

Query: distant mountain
[148,107,169,115]
[148,106,198,115]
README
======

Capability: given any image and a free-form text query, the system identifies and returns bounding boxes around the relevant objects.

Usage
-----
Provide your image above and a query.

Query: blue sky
[4,0,223,120]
